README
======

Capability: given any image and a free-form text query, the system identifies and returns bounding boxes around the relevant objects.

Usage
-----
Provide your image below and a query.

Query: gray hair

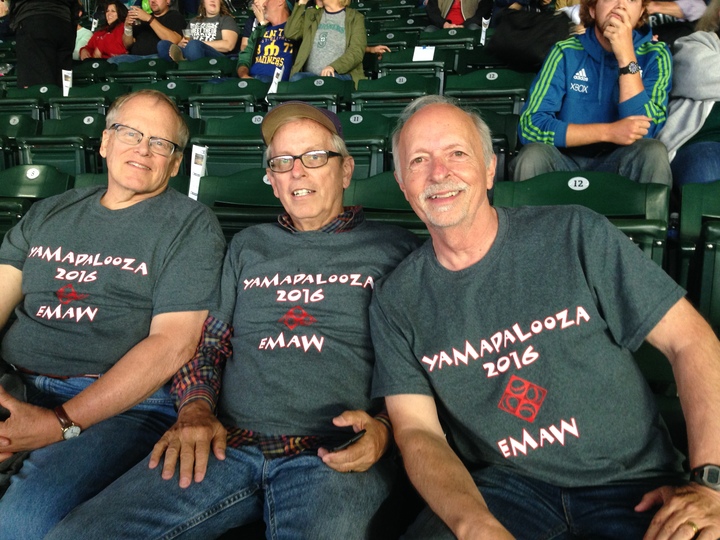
[265,116,350,161]
[106,90,189,149]
[391,95,495,182]
[696,0,720,31]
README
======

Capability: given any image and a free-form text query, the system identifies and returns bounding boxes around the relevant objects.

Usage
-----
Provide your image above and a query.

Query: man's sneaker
[169,44,186,63]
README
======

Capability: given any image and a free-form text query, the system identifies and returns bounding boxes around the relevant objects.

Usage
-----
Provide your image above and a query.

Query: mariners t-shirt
[0,186,225,375]
[371,205,686,487]
[249,22,294,81]
[305,9,346,75]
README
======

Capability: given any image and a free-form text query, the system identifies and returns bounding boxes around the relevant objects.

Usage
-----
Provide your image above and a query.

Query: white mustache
[421,182,468,201]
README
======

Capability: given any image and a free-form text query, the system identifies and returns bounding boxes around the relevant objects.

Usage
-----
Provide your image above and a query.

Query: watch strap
[690,464,720,489]
[53,405,78,431]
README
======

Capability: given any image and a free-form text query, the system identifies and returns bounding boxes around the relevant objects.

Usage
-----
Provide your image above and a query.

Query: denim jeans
[511,140,673,186]
[158,39,225,62]
[48,445,396,540]
[671,141,720,189]
[107,53,160,64]
[402,466,674,539]
[0,375,176,539]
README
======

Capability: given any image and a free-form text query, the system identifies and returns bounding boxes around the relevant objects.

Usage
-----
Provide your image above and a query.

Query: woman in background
[158,0,239,62]
[78,1,128,60]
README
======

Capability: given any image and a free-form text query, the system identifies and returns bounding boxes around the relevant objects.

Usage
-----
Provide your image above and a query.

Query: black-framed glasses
[267,150,342,173]
[109,123,181,158]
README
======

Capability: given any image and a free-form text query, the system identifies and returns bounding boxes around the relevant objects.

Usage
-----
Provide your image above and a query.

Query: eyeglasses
[267,150,342,173]
[109,123,180,158]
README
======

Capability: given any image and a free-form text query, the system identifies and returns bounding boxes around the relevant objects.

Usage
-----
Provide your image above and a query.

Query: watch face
[628,62,640,74]
[63,425,81,440]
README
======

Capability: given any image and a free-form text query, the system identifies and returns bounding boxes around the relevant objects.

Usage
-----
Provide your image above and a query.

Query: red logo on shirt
[56,284,89,304]
[498,375,547,423]
[278,306,317,330]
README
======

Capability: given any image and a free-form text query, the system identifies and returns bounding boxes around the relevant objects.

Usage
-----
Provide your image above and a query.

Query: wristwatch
[619,61,640,76]
[690,464,720,490]
[54,405,82,440]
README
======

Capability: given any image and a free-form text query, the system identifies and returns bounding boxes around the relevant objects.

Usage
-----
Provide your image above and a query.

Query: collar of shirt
[277,205,365,233]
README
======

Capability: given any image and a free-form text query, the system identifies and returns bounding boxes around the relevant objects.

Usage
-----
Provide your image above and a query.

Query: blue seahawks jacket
[518,26,672,147]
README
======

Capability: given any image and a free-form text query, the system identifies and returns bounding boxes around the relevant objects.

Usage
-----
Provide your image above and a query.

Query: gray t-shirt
[306,9,346,75]
[215,219,420,437]
[189,13,239,51]
[371,205,686,487]
[0,186,225,376]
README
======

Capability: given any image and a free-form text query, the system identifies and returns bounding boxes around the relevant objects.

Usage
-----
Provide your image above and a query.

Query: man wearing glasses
[47,102,420,539]
[0,90,225,538]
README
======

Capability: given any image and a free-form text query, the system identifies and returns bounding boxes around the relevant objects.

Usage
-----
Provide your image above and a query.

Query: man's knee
[624,139,672,185]
[511,143,564,181]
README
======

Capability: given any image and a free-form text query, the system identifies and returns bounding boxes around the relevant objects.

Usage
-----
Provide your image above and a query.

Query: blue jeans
[511,140,673,186]
[402,467,674,539]
[290,71,353,82]
[108,53,159,64]
[48,445,396,539]
[671,141,720,189]
[158,39,225,62]
[0,375,176,539]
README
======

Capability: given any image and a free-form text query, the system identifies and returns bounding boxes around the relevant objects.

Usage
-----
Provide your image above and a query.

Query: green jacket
[285,3,367,87]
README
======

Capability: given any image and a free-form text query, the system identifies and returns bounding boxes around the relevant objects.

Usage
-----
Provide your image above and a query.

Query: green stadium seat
[343,171,428,236]
[48,82,129,119]
[107,58,174,85]
[0,113,39,170]
[338,111,393,179]
[679,181,720,329]
[1,84,64,120]
[131,79,197,114]
[377,47,453,90]
[0,164,73,237]
[474,109,519,182]
[197,168,282,241]
[72,60,119,86]
[379,13,430,34]
[493,171,670,266]
[455,47,509,74]
[351,74,440,118]
[166,56,237,82]
[190,112,267,176]
[364,7,404,24]
[351,0,378,13]
[188,79,271,119]
[444,68,534,115]
[17,113,105,176]
[266,77,354,113]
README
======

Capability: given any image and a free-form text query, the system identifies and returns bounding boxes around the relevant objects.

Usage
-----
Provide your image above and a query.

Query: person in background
[657,0,720,189]
[112,0,183,63]
[512,0,673,186]
[236,0,293,82]
[78,1,128,60]
[426,0,492,30]
[73,2,92,60]
[285,0,366,88]
[159,0,239,62]
[9,0,76,87]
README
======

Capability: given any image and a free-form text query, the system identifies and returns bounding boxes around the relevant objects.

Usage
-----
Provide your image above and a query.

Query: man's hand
[237,65,253,79]
[317,410,390,473]
[636,483,720,539]
[320,66,336,77]
[367,45,391,59]
[606,115,651,145]
[0,386,62,459]
[129,5,153,24]
[148,400,227,488]
[443,22,463,28]
[602,5,636,64]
